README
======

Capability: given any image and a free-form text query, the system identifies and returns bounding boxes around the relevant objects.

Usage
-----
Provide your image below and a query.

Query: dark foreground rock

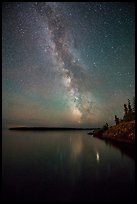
[90,120,135,145]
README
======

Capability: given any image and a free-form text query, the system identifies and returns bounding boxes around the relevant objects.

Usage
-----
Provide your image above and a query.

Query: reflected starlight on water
[2,130,135,202]
[71,134,83,160]
[96,152,100,162]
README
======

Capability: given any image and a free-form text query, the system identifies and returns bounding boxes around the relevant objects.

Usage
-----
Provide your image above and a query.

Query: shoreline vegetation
[9,98,135,158]
[89,120,135,145]
[88,97,135,146]
[89,120,135,160]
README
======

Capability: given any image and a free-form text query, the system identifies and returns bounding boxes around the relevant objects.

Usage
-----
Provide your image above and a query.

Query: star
[2,2,135,128]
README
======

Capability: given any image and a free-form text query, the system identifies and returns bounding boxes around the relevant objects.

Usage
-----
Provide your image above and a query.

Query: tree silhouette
[123,98,135,121]
[103,122,109,130]
[124,104,128,115]
[128,99,132,113]
[115,115,119,125]
[132,97,135,112]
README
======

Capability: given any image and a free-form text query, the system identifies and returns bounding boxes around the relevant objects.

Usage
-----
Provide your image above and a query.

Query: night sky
[2,2,135,128]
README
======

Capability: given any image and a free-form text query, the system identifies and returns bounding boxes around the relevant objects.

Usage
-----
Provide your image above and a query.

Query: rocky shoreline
[89,120,135,145]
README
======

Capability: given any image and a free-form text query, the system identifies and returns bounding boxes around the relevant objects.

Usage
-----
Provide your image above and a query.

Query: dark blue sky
[2,2,135,128]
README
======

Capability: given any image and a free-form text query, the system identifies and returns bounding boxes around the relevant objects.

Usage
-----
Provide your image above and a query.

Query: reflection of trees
[104,139,135,160]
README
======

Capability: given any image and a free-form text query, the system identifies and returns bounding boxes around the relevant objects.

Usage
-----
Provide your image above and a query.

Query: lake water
[2,129,135,202]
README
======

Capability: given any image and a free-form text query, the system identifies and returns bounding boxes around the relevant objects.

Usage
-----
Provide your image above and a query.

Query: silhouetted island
[9,127,100,131]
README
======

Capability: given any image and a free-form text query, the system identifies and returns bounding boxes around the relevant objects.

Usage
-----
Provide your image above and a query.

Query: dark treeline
[115,97,135,125]
[101,97,135,130]
[9,127,100,131]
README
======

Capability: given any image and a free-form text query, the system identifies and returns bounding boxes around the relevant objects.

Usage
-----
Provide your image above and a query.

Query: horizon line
[9,126,101,131]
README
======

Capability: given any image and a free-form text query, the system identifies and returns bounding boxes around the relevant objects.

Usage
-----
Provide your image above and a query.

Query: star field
[2,2,135,128]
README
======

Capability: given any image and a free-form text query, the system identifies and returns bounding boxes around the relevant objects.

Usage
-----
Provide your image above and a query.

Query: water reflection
[96,152,100,162]
[70,134,83,160]
[103,138,135,160]
[2,130,135,202]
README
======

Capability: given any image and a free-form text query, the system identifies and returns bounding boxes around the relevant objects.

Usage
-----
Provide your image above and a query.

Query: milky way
[35,2,96,123]
[2,2,135,127]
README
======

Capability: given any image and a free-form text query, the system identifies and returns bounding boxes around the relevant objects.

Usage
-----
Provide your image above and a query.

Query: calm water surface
[2,129,135,202]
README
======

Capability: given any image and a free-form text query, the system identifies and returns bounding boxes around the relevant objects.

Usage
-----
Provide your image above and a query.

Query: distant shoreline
[9,127,100,131]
